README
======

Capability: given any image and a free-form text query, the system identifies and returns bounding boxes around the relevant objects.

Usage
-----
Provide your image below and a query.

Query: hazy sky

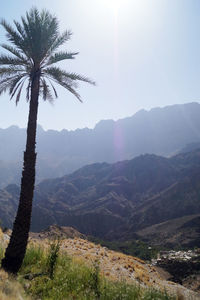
[1,0,200,130]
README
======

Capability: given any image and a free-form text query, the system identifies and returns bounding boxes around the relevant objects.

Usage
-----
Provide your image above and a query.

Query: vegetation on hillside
[90,237,159,261]
[0,243,175,300]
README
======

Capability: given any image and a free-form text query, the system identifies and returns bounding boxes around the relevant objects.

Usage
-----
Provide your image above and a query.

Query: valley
[1,147,200,250]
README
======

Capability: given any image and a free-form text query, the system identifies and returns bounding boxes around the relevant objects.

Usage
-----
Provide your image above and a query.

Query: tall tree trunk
[1,71,40,274]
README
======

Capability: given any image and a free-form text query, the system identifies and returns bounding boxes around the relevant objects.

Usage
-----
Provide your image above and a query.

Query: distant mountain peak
[1,102,200,188]
[1,148,200,250]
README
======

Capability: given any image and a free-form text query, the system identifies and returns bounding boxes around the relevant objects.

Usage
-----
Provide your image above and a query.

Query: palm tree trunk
[1,71,40,274]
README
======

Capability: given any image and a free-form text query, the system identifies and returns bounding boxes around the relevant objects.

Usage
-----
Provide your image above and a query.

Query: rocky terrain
[0,149,200,249]
[1,226,200,299]
[30,225,85,240]
[58,238,200,299]
[137,214,200,248]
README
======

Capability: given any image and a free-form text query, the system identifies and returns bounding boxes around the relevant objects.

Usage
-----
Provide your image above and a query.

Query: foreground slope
[0,227,199,299]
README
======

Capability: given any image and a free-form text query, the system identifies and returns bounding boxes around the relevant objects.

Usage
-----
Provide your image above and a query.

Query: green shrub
[46,239,60,279]
[0,246,4,261]
[89,238,159,261]
[89,260,100,298]
[19,245,175,300]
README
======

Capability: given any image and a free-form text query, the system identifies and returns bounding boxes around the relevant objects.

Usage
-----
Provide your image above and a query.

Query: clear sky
[1,0,200,131]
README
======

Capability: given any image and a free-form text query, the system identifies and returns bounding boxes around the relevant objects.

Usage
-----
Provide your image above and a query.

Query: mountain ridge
[1,102,200,187]
[1,148,200,248]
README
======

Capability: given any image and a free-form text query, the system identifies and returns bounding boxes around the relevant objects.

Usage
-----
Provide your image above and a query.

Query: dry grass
[0,270,29,300]
[0,232,198,299]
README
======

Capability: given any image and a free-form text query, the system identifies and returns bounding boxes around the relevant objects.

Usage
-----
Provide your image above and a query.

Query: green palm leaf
[48,30,72,55]
[41,78,54,102]
[1,44,27,63]
[0,74,23,95]
[0,20,31,59]
[0,67,24,78]
[0,7,95,103]
[0,54,27,66]
[46,51,78,65]
[10,75,27,100]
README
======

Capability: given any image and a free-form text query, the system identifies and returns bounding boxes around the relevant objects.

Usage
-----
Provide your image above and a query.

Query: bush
[46,239,60,279]
[19,245,175,300]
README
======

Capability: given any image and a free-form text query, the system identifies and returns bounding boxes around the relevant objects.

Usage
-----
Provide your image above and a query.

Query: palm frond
[62,71,95,85]
[0,54,27,66]
[0,8,95,105]
[20,16,37,61]
[44,67,76,88]
[0,19,23,46]
[20,8,60,64]
[15,77,26,105]
[41,78,54,102]
[61,82,82,102]
[44,66,65,81]
[0,20,31,59]
[0,74,23,95]
[45,66,95,85]
[0,72,27,106]
[44,66,95,101]
[46,51,78,66]
[48,80,58,98]
[0,67,25,78]
[12,20,33,64]
[9,75,27,99]
[13,20,26,40]
[44,75,81,102]
[39,10,59,46]
[1,44,28,63]
[48,30,72,55]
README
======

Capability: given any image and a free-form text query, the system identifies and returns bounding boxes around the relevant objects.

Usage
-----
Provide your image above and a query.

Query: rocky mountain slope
[1,102,200,187]
[1,149,200,248]
[136,214,200,248]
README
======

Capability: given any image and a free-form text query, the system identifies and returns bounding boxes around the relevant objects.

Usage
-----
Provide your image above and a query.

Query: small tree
[0,8,94,274]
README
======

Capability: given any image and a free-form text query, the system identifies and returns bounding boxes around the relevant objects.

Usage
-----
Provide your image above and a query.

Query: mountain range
[1,102,200,188]
[1,148,200,248]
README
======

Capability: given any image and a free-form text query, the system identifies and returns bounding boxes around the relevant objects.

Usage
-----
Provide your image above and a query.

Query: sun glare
[105,0,124,14]
[108,0,122,10]
[101,0,146,18]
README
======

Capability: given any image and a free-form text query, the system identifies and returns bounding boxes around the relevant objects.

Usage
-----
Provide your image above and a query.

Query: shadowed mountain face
[1,102,200,188]
[1,149,200,247]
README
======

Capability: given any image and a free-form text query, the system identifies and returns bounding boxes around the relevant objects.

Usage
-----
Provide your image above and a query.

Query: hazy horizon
[0,101,198,132]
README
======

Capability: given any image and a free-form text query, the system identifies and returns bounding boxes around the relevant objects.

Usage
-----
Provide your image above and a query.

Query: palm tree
[0,8,95,274]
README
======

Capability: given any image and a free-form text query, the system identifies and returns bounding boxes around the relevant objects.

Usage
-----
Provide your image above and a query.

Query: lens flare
[106,0,123,16]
